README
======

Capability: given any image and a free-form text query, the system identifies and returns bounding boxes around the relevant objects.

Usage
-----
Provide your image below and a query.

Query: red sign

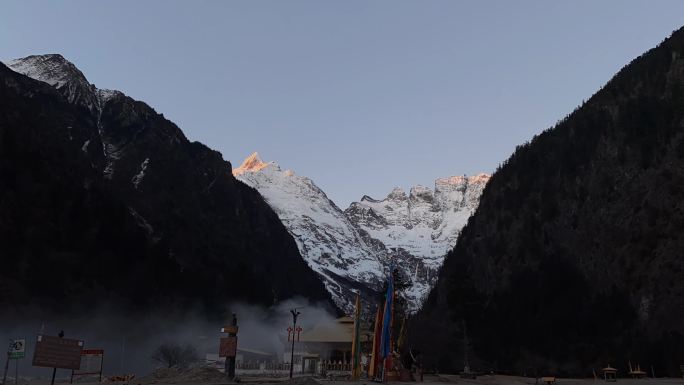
[287,326,303,341]
[32,335,83,370]
[81,349,104,355]
[75,349,104,375]
[219,336,237,358]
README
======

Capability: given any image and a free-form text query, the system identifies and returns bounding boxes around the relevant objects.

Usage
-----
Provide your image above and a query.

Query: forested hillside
[412,27,684,377]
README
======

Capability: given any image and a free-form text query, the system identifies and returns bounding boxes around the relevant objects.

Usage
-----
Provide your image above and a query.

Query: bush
[151,343,199,369]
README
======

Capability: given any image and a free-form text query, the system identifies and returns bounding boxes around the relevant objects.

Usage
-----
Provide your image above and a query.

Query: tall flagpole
[351,291,362,380]
[379,256,395,382]
[387,250,397,379]
[369,306,382,379]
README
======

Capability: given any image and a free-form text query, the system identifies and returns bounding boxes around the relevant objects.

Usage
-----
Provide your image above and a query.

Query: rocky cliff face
[0,55,332,316]
[234,152,489,313]
[412,27,684,377]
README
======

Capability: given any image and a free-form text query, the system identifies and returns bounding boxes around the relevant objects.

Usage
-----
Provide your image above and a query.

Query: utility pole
[289,309,301,379]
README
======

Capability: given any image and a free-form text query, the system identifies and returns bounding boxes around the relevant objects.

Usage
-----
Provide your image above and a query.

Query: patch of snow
[128,207,153,236]
[6,54,100,110]
[96,88,122,110]
[103,142,124,179]
[346,174,490,270]
[132,158,150,189]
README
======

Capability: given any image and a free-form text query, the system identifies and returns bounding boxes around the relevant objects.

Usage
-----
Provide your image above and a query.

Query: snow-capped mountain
[346,174,490,269]
[345,175,490,309]
[234,153,386,313]
[234,153,490,313]
[7,54,120,113]
[6,54,489,313]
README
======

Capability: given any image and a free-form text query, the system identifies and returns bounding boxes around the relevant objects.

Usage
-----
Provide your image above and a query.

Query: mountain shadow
[0,57,333,319]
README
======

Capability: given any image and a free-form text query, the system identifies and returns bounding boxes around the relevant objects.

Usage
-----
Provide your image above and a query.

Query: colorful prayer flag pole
[351,291,362,380]
[369,305,382,378]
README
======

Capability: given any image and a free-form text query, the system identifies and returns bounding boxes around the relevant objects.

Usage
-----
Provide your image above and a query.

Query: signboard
[32,335,83,370]
[8,339,26,359]
[75,349,104,375]
[220,326,239,334]
[219,336,237,358]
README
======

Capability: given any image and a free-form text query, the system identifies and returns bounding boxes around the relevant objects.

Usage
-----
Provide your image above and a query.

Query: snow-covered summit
[8,54,85,88]
[233,153,386,313]
[6,54,132,180]
[346,174,490,270]
[6,54,106,111]
[233,152,273,176]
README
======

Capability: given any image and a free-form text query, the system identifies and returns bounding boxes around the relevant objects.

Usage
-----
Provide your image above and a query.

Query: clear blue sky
[2,1,683,207]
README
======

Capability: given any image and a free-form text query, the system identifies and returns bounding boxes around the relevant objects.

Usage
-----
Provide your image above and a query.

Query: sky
[2,1,684,207]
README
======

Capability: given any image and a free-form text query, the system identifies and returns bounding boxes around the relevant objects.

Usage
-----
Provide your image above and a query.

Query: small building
[206,348,277,373]
[283,316,373,375]
[237,348,276,369]
[296,316,354,362]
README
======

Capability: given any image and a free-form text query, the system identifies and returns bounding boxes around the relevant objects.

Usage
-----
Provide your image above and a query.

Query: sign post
[3,339,25,385]
[32,331,83,385]
[219,313,238,380]
[71,349,104,383]
[8,339,25,360]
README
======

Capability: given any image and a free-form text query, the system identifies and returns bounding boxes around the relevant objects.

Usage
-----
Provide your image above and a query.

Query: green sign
[8,339,25,359]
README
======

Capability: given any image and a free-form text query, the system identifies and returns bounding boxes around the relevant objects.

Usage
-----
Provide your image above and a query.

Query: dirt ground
[12,369,684,385]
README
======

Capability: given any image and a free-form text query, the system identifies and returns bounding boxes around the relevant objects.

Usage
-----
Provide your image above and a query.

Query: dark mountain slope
[412,28,684,376]
[96,91,330,307]
[0,59,331,316]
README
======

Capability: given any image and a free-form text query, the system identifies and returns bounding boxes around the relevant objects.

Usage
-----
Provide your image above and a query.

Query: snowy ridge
[7,54,82,89]
[235,152,489,313]
[7,54,102,112]
[344,175,489,309]
[6,54,128,180]
[233,153,386,313]
[346,174,490,268]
